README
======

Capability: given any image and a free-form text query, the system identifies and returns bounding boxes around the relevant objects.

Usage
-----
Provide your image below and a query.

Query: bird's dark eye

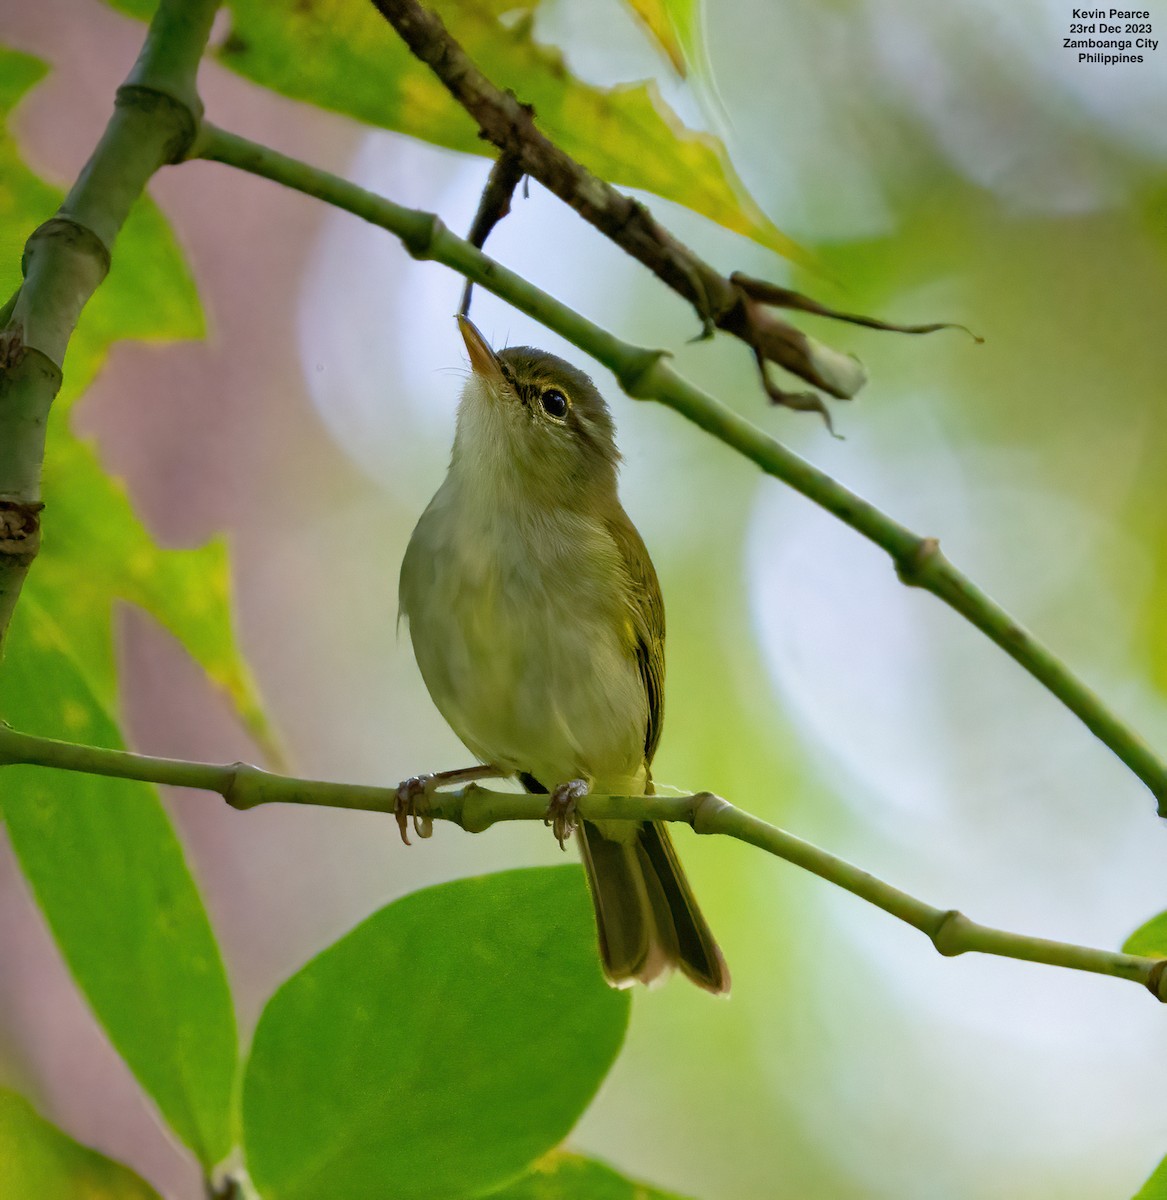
[540,389,569,419]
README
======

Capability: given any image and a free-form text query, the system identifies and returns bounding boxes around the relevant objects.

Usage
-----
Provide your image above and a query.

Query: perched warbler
[398,315,729,994]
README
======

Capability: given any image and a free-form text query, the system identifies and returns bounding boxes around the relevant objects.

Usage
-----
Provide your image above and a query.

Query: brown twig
[460,152,525,317]
[368,0,971,423]
[730,273,985,342]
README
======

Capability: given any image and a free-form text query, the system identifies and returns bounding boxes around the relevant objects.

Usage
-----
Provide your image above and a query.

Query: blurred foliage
[0,593,239,1167]
[103,0,808,265]
[800,135,1167,690]
[0,1087,163,1199]
[242,868,629,1200]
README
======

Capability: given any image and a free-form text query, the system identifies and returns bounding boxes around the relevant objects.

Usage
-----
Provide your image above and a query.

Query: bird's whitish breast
[403,494,648,791]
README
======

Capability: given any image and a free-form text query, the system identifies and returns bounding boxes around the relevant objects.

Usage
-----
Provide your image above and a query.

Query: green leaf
[1122,910,1167,958]
[1134,1153,1167,1200]
[215,0,808,265]
[0,592,238,1168]
[0,44,275,755]
[489,1151,693,1200]
[242,867,630,1200]
[37,430,273,752]
[0,1087,164,1200]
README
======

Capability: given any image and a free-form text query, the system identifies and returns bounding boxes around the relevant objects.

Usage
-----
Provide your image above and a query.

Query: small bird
[397,315,729,994]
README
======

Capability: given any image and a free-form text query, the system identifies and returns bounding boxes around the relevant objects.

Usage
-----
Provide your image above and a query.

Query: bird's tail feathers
[578,818,730,995]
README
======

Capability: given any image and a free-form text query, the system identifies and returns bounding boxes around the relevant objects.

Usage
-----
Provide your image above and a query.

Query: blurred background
[2,0,1167,1196]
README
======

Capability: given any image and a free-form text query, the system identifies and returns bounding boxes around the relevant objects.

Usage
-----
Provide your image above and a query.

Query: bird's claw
[544,779,588,850]
[393,775,436,845]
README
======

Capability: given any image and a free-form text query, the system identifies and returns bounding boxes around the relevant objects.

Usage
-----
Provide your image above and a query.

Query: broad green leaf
[489,1151,693,1199]
[0,45,274,754]
[1122,910,1167,958]
[0,593,238,1167]
[1134,1153,1167,1200]
[213,0,808,265]
[243,867,630,1200]
[0,1087,164,1200]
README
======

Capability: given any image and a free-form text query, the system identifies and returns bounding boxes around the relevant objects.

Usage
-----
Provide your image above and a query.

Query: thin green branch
[0,723,1160,999]
[0,0,220,652]
[193,124,1167,814]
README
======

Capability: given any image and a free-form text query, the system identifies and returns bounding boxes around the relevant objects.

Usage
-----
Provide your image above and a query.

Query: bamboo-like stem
[193,124,1167,814]
[0,0,219,652]
[0,723,1160,999]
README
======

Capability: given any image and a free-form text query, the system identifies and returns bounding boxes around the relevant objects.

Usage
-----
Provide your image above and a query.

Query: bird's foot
[394,775,436,846]
[544,778,589,850]
[393,764,505,845]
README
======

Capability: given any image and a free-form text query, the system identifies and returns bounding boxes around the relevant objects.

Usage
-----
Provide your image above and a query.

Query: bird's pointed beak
[458,315,506,385]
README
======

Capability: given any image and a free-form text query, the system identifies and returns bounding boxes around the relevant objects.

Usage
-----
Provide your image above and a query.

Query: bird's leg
[394,764,505,845]
[544,778,589,851]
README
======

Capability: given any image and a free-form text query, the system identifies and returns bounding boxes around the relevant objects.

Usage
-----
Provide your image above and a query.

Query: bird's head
[453,315,620,510]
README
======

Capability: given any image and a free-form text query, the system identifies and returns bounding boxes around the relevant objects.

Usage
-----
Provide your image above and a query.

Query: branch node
[614,348,670,399]
[222,761,265,810]
[0,500,44,564]
[24,217,112,283]
[400,212,446,261]
[896,536,942,587]
[690,791,732,834]
[115,84,201,165]
[931,909,969,957]
[0,327,24,370]
[16,219,112,366]
[1145,958,1167,1003]
[458,783,495,833]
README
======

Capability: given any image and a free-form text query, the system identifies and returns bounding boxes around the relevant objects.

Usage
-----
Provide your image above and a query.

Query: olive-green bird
[398,315,729,994]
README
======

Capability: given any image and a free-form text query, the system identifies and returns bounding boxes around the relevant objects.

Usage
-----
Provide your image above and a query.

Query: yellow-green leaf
[0,1088,164,1200]
[624,0,688,75]
[214,0,807,265]
[37,430,273,753]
